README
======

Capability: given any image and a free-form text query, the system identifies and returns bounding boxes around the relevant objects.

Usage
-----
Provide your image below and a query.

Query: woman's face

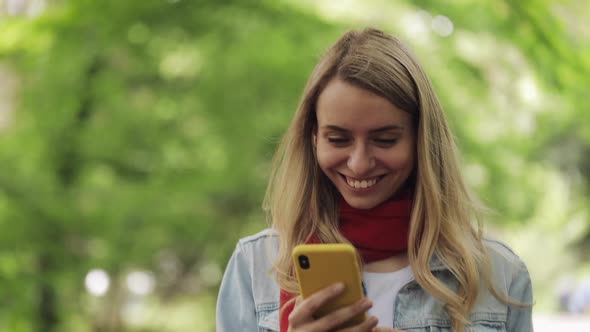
[315,79,416,209]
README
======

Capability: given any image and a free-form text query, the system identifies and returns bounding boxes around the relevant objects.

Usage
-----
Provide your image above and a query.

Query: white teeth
[346,177,379,189]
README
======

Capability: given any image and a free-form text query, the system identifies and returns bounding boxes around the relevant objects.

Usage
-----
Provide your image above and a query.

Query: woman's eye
[327,137,350,144]
[374,138,398,145]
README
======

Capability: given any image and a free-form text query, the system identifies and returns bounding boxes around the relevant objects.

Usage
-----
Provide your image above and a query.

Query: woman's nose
[347,144,375,176]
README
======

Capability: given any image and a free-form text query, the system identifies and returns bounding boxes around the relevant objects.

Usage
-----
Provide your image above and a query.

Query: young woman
[216,28,533,332]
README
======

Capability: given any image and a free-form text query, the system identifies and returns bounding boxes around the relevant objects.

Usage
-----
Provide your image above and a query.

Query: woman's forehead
[316,79,413,130]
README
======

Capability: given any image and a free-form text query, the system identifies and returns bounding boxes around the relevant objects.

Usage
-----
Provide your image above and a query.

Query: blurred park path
[534,314,590,332]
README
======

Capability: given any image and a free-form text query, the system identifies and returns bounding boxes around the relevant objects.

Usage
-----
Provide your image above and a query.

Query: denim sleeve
[216,242,258,332]
[506,262,534,332]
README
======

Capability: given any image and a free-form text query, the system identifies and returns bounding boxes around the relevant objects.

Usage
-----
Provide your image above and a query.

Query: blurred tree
[0,0,338,330]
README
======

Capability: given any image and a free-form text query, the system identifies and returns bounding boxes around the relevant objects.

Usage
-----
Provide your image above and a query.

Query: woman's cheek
[316,147,342,169]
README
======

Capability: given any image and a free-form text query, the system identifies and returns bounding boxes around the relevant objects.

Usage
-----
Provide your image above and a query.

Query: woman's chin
[341,196,383,210]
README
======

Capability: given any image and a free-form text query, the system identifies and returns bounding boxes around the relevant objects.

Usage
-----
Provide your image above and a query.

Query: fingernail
[333,282,345,292]
[369,316,379,328]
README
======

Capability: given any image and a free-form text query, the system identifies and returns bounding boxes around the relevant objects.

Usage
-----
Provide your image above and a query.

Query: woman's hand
[287,283,379,331]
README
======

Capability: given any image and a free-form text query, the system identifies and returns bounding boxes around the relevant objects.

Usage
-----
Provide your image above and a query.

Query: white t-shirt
[362,265,414,328]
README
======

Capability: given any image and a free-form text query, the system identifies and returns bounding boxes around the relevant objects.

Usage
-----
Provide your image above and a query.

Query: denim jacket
[216,229,533,332]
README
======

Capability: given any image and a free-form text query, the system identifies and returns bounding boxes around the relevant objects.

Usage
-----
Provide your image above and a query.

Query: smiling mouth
[341,174,385,189]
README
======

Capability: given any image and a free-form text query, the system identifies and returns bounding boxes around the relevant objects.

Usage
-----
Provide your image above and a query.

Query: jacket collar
[428,253,448,271]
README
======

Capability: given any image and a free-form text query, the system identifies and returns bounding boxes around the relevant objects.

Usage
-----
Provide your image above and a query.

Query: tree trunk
[37,253,58,332]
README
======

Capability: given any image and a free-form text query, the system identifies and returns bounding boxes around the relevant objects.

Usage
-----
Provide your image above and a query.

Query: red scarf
[279,190,413,331]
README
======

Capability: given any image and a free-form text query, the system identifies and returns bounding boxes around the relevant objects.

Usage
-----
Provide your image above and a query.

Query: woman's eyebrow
[369,125,404,133]
[322,125,349,132]
[321,125,404,132]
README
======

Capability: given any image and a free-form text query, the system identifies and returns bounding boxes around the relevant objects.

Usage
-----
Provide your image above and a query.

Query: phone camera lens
[298,255,310,269]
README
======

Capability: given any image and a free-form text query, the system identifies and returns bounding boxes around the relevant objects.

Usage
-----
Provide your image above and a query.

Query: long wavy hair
[264,28,508,331]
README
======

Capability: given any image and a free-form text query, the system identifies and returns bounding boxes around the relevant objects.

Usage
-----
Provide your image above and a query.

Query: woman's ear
[311,131,318,157]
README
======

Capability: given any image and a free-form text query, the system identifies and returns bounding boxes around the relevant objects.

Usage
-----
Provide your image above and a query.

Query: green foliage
[0,1,339,330]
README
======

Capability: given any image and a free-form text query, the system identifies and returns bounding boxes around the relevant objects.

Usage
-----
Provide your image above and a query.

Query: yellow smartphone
[292,243,366,328]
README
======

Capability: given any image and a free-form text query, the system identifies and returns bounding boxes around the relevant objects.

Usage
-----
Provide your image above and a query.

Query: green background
[0,0,589,331]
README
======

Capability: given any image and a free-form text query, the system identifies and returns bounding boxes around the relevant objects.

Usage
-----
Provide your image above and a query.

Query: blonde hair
[264,28,509,331]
